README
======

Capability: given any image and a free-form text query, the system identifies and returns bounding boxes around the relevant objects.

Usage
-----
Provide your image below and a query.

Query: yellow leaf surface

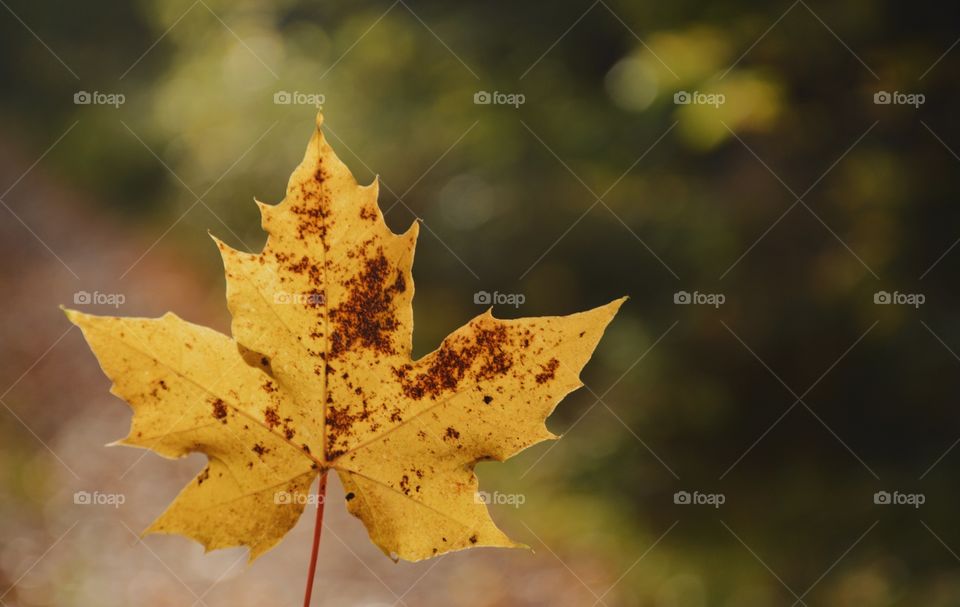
[66,113,624,562]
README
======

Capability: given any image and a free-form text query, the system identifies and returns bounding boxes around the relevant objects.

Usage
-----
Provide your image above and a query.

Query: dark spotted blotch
[329,250,406,359]
[393,325,513,400]
[264,406,281,429]
[325,399,377,460]
[290,163,332,241]
[535,358,560,384]
[211,399,228,421]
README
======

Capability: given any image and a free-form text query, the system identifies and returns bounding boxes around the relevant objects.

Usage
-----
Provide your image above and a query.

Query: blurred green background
[2,0,960,605]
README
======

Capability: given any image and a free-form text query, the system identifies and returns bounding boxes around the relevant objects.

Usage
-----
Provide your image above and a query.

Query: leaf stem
[303,470,328,607]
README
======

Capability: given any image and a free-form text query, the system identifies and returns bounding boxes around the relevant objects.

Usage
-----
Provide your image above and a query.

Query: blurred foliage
[3,0,960,605]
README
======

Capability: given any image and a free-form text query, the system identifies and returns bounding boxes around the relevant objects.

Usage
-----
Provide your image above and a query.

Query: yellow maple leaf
[65,114,624,563]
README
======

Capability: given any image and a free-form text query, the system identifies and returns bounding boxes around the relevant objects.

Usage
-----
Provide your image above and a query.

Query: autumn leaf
[65,113,624,563]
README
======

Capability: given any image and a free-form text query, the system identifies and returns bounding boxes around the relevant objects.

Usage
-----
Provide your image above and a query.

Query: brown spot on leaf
[535,358,560,384]
[264,407,281,429]
[394,324,512,400]
[329,251,405,359]
[291,202,330,241]
[211,399,228,420]
[288,161,332,240]
[325,402,372,460]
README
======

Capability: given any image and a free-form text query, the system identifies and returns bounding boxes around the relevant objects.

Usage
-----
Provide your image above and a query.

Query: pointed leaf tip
[62,307,82,324]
